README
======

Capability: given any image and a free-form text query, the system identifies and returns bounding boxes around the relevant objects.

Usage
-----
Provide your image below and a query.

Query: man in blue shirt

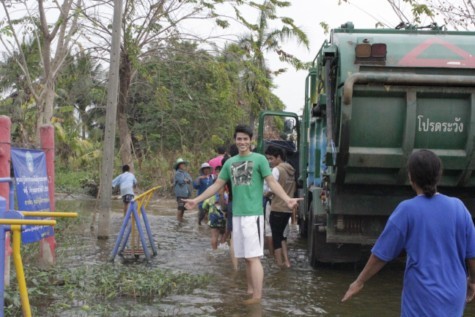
[342,150,475,316]
[112,164,137,216]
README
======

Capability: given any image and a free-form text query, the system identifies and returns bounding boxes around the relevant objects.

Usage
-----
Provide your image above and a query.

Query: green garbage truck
[257,22,475,267]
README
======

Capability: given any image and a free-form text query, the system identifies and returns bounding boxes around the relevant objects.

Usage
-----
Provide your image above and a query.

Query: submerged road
[56,197,475,317]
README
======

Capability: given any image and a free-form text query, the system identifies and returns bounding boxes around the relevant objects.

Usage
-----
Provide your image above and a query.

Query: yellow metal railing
[0,211,77,317]
[0,219,55,317]
[21,212,78,218]
[127,186,160,257]
[134,185,161,210]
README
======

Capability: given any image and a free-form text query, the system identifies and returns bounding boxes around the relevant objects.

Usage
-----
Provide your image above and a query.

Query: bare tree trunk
[117,51,134,171]
[97,0,123,239]
[36,79,55,143]
[36,28,55,144]
[249,111,256,131]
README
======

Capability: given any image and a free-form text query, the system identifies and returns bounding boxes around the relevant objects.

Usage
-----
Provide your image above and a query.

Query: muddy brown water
[54,196,475,317]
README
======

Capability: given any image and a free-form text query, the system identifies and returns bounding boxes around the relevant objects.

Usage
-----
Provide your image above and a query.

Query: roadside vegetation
[1,0,469,315]
[4,217,210,316]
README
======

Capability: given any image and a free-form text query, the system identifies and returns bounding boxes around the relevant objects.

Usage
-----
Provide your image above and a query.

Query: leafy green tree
[81,0,251,170]
[55,50,106,141]
[0,0,82,143]
[0,37,105,167]
[0,38,42,144]
[54,51,106,167]
[129,40,244,160]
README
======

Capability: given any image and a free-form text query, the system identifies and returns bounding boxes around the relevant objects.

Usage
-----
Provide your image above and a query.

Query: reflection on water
[55,197,475,317]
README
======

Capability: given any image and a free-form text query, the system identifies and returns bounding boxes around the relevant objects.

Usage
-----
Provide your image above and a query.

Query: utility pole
[97,0,123,239]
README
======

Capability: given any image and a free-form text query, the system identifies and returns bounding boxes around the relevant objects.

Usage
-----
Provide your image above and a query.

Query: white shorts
[233,215,264,258]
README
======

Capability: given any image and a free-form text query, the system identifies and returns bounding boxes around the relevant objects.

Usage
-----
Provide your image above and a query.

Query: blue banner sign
[11,148,54,244]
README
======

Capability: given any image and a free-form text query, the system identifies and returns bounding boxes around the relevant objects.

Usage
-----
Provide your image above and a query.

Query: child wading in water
[203,192,227,250]
[112,164,137,216]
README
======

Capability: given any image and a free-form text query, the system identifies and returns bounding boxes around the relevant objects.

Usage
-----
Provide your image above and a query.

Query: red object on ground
[40,124,56,265]
[40,125,55,212]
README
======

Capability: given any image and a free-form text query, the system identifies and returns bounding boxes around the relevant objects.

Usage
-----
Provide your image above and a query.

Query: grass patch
[3,213,210,316]
[55,168,98,196]
[5,263,209,316]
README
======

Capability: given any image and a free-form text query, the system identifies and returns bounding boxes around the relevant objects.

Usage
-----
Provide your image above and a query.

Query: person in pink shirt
[208,146,226,175]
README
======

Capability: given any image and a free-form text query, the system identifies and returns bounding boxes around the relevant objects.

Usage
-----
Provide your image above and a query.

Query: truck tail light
[371,43,387,58]
[355,42,387,64]
[355,43,371,58]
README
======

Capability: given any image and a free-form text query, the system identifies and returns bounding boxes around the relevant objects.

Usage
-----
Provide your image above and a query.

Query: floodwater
[55,196,475,317]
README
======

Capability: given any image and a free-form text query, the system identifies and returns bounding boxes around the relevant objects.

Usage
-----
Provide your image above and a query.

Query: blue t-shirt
[372,194,475,317]
[193,174,215,208]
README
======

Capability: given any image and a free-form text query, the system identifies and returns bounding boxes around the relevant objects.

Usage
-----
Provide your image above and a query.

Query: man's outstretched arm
[265,175,302,210]
[184,178,226,210]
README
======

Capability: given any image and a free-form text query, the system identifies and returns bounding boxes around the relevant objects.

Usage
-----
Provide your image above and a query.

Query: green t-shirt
[219,152,272,216]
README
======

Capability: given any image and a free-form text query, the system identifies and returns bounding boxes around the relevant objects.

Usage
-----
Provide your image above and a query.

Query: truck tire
[298,212,308,238]
[308,206,362,267]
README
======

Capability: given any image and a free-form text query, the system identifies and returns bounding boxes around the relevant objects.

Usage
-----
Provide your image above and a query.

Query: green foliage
[55,51,107,142]
[3,215,209,316]
[409,2,434,23]
[232,0,308,125]
[55,167,99,195]
[320,22,330,34]
[5,237,209,316]
[1,1,303,196]
[129,40,243,156]
[0,37,43,144]
[215,18,230,28]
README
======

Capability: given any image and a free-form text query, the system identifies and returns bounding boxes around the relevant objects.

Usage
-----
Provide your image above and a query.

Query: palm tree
[0,39,42,144]
[235,0,309,127]
[55,50,106,140]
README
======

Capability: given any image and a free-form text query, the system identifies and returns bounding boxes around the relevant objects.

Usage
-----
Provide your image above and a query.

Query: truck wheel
[308,230,319,267]
[308,206,326,267]
[308,205,362,267]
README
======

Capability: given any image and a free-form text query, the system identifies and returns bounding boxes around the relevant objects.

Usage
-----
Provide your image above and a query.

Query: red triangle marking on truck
[398,37,475,68]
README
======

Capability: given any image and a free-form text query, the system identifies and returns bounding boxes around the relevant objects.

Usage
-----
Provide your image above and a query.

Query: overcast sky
[0,0,416,115]
[269,0,404,113]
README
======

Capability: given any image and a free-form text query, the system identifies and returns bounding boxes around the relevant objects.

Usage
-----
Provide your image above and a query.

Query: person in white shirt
[112,164,137,216]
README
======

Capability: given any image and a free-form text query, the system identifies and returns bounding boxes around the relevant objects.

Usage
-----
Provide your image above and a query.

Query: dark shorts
[176,197,187,211]
[270,211,292,250]
[122,194,134,204]
[209,211,226,229]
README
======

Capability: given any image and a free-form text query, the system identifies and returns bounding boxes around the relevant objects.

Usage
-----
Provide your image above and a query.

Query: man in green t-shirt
[184,124,301,305]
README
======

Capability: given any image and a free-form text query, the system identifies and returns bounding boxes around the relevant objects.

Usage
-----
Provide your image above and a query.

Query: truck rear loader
[257,22,475,267]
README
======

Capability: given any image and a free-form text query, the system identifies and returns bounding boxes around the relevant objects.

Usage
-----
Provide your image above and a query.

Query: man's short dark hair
[265,145,286,161]
[122,164,130,173]
[234,124,253,139]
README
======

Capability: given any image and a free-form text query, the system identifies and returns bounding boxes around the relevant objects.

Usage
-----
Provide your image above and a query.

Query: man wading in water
[184,124,301,305]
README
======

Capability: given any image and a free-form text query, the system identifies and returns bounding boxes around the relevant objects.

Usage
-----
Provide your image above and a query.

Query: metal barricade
[109,186,160,262]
